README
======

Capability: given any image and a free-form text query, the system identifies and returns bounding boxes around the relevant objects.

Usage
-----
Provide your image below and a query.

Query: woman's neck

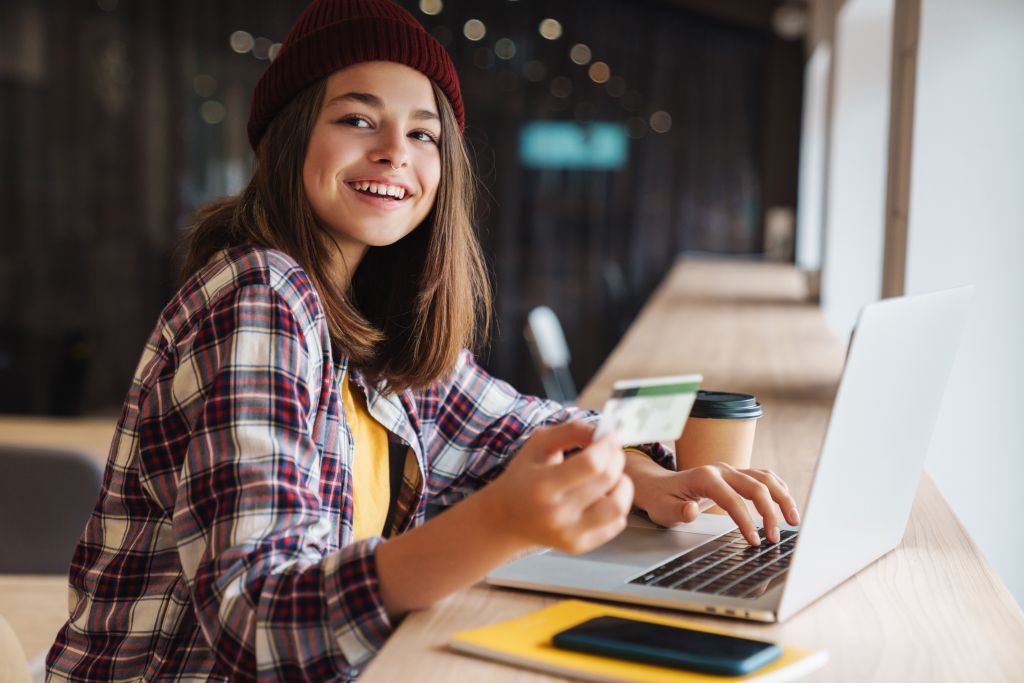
[329,242,367,290]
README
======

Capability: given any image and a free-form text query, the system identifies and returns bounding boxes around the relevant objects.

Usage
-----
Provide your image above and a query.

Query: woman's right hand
[377,422,632,617]
[481,422,634,554]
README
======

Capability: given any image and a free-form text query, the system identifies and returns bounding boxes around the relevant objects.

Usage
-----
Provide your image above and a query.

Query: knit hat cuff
[247,16,463,148]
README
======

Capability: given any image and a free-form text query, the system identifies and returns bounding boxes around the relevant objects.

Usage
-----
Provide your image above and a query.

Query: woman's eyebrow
[326,91,439,121]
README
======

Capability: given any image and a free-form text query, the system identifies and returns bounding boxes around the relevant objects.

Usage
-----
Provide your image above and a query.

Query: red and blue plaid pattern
[46,246,673,682]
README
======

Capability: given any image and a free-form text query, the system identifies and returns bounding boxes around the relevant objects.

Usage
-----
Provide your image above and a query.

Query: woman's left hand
[625,452,801,547]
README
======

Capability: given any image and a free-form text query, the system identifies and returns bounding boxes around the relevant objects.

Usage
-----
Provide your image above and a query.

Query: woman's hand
[625,452,800,546]
[377,422,631,617]
[481,422,634,554]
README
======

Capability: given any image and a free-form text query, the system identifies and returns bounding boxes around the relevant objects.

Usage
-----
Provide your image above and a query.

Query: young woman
[47,1,799,680]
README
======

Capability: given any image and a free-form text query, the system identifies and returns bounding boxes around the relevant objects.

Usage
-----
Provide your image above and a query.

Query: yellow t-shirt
[341,373,391,541]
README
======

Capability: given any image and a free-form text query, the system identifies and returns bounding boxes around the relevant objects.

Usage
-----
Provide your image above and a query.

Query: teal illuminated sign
[519,122,628,170]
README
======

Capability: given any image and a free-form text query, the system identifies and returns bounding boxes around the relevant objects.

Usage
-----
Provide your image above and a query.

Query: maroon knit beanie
[247,0,464,149]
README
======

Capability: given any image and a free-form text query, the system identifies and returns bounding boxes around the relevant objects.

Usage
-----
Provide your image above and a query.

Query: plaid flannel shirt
[46,246,673,682]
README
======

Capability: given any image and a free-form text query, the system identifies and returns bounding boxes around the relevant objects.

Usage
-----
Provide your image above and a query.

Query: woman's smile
[347,179,409,200]
[344,176,414,210]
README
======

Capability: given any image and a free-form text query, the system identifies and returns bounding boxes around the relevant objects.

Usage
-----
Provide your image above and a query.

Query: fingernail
[789,507,801,525]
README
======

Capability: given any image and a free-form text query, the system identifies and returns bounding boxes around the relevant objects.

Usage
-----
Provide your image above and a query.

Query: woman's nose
[371,127,409,170]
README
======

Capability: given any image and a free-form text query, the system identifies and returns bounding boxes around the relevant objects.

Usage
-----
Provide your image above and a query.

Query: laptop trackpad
[544,527,717,568]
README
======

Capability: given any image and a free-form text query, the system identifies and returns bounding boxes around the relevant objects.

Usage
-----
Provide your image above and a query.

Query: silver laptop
[488,286,974,622]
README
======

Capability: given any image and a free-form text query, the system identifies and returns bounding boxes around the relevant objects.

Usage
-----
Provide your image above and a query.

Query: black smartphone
[551,615,782,676]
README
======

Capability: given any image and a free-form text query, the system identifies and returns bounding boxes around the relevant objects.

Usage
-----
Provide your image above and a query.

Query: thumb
[680,500,701,523]
[523,421,598,463]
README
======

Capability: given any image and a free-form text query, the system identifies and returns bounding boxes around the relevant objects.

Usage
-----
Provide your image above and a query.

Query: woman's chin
[352,228,418,249]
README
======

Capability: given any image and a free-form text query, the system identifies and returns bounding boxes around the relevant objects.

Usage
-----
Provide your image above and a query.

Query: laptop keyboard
[629,528,799,599]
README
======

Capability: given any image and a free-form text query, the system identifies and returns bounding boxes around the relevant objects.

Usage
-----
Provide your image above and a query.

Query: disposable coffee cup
[674,390,763,514]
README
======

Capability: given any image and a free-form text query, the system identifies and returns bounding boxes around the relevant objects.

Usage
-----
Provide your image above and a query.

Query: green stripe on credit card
[611,381,701,398]
[595,374,703,445]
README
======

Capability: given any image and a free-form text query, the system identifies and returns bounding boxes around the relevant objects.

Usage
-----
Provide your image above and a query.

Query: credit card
[594,374,703,446]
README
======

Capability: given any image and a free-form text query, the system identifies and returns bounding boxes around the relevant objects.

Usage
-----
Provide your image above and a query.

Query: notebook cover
[450,599,827,683]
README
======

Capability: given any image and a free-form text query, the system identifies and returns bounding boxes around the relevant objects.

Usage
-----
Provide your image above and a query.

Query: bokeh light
[587,61,610,84]
[200,101,226,125]
[418,0,443,16]
[539,18,563,40]
[229,30,254,54]
[569,43,592,65]
[494,38,517,60]
[650,110,673,133]
[463,19,486,41]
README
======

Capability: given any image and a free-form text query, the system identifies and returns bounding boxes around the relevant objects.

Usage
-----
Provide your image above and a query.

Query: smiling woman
[179,60,487,391]
[43,1,797,681]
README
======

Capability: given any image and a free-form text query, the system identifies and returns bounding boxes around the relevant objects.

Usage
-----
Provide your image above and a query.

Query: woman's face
[303,61,442,270]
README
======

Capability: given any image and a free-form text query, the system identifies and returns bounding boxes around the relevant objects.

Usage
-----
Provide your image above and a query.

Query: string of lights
[206,0,673,137]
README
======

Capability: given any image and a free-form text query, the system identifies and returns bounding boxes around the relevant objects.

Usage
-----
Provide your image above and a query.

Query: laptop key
[722,584,754,597]
[738,568,790,598]
[675,577,709,591]
[633,531,801,592]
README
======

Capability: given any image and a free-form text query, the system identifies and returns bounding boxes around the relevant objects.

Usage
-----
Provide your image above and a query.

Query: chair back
[524,306,577,404]
[0,445,103,574]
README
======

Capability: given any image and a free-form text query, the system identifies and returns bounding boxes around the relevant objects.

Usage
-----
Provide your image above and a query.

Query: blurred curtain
[0,0,784,413]
[0,0,302,413]
[444,0,769,394]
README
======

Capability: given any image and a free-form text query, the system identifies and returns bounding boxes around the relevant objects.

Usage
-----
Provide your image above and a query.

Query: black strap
[381,440,408,538]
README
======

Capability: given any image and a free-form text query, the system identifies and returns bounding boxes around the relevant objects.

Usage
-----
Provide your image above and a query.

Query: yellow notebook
[450,600,827,683]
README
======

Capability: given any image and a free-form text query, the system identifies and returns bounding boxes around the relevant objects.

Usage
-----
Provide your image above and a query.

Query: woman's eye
[410,130,439,144]
[339,116,370,128]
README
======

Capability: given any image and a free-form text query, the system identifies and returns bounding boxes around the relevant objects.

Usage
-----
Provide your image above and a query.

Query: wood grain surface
[0,575,68,670]
[359,259,1024,682]
[0,416,116,470]
[3,261,1023,680]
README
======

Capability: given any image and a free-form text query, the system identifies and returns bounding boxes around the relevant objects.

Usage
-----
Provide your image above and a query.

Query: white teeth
[349,181,407,199]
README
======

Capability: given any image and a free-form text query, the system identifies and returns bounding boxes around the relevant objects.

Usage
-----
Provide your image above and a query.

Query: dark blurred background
[0,0,805,415]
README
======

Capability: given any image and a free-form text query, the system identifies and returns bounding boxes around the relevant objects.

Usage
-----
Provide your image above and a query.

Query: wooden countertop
[0,415,115,469]
[3,260,1023,680]
[358,259,1024,682]
[0,575,69,672]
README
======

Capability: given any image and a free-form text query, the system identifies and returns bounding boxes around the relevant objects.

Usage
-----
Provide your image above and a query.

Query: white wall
[795,44,831,273]
[906,0,1024,605]
[820,0,895,338]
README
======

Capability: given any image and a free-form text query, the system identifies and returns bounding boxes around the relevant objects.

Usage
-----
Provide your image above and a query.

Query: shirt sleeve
[161,283,391,682]
[421,350,674,505]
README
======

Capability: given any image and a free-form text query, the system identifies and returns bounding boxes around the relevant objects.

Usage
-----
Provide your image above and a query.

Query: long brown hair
[180,78,491,393]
